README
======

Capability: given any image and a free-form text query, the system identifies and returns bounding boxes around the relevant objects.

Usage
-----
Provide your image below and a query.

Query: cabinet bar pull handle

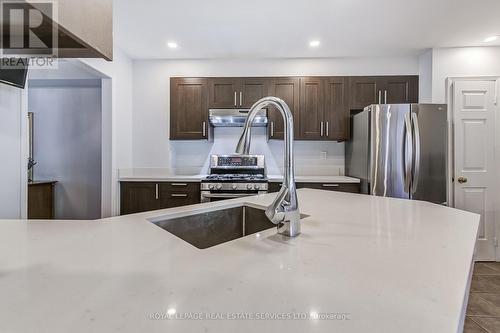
[326,121,329,137]
[270,121,275,137]
[378,90,382,104]
[384,90,388,104]
[155,184,159,199]
[320,122,324,137]
[202,121,206,137]
[171,194,188,198]
[234,91,237,106]
[239,91,243,106]
[322,184,340,187]
[171,183,188,187]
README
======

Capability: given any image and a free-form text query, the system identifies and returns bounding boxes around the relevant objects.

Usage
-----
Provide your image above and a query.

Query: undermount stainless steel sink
[149,206,309,249]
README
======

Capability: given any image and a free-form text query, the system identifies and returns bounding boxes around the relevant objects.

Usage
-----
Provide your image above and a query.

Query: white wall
[431,46,500,103]
[29,80,102,220]
[80,47,133,216]
[418,49,433,103]
[0,84,23,218]
[132,57,419,175]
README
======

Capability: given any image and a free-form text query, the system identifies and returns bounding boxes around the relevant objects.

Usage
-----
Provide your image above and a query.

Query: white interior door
[453,80,497,261]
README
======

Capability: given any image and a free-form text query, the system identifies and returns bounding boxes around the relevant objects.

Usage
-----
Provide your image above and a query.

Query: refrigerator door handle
[410,113,421,194]
[403,113,413,194]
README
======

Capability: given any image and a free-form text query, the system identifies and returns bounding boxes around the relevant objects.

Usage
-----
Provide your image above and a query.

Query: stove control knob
[216,184,223,190]
[208,184,215,190]
[246,184,254,190]
[254,184,260,190]
[232,184,238,190]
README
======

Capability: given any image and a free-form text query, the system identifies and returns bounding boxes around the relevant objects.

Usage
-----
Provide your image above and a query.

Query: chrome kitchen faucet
[235,97,301,237]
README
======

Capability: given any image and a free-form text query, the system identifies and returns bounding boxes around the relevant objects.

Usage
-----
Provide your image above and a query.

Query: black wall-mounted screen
[0,59,28,89]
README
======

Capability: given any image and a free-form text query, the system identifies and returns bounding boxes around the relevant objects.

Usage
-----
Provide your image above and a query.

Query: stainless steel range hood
[208,109,268,127]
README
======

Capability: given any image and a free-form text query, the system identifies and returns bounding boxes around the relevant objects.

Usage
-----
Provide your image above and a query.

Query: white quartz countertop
[0,189,478,333]
[119,174,360,183]
[268,175,360,183]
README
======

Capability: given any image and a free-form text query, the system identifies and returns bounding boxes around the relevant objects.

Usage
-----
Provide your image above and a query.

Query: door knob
[457,176,468,184]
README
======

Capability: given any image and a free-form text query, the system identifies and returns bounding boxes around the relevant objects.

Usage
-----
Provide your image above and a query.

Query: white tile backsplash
[169,127,345,176]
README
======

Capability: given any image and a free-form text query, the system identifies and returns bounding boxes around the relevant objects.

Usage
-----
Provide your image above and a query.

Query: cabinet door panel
[208,78,238,108]
[268,77,299,140]
[170,78,208,140]
[324,77,348,141]
[120,182,161,215]
[299,77,324,140]
[349,77,380,110]
[240,78,268,108]
[383,76,419,104]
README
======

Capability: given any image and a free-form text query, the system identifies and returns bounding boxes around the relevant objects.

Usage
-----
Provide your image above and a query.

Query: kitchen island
[0,189,479,333]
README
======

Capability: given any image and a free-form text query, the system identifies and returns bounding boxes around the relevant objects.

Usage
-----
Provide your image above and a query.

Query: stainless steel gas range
[200,154,269,202]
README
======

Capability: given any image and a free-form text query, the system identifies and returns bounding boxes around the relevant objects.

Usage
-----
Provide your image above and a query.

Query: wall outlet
[320,151,327,160]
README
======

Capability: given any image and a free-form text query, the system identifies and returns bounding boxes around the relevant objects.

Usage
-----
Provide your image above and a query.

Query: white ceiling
[114,0,500,59]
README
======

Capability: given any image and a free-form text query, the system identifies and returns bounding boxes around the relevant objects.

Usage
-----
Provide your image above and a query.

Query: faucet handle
[265,185,288,224]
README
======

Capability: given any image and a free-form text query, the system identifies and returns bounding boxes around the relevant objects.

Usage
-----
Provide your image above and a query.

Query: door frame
[21,61,114,219]
[447,76,500,260]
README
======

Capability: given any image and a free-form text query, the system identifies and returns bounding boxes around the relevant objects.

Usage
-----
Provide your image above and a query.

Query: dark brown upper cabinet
[324,77,349,141]
[170,78,209,140]
[349,76,381,110]
[382,76,419,104]
[208,78,268,108]
[298,77,349,141]
[299,77,325,140]
[239,78,269,108]
[349,76,419,110]
[267,77,300,140]
[208,78,239,108]
[170,75,418,142]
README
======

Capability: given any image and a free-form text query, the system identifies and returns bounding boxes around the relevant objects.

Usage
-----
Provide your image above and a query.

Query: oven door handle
[201,193,257,199]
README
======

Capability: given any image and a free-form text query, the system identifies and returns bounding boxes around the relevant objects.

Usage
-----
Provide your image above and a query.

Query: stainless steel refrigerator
[345,104,448,205]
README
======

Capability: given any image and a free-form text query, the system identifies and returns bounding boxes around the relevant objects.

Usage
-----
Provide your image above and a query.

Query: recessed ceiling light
[309,40,320,47]
[484,35,499,43]
[167,42,178,49]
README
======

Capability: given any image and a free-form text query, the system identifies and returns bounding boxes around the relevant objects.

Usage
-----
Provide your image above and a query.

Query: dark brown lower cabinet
[120,181,201,215]
[269,182,360,194]
[28,181,56,219]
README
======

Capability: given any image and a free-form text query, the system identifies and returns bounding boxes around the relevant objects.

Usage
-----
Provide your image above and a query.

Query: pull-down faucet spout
[235,97,300,237]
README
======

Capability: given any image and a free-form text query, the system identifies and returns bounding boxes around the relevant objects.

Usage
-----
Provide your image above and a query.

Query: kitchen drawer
[160,182,201,208]
[120,181,201,215]
[296,182,360,193]
[268,182,282,193]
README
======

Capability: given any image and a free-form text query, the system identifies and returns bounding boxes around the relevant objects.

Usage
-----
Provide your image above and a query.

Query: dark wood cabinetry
[170,78,209,140]
[296,182,360,193]
[239,78,269,108]
[324,77,349,140]
[208,78,268,108]
[349,76,418,110]
[208,78,239,108]
[120,182,162,215]
[268,181,360,194]
[267,77,300,139]
[120,181,201,215]
[298,77,349,141]
[159,182,201,208]
[28,181,56,219]
[349,76,380,109]
[383,76,418,104]
[299,77,324,140]
[171,75,418,142]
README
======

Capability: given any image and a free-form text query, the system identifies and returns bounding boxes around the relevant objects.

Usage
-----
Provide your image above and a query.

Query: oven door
[200,191,266,203]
